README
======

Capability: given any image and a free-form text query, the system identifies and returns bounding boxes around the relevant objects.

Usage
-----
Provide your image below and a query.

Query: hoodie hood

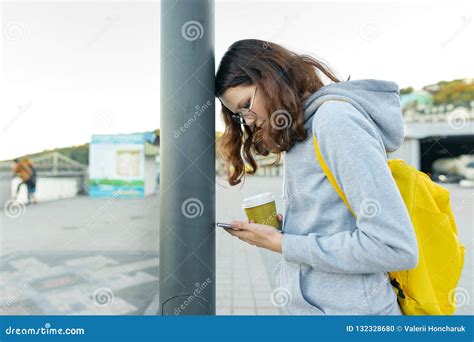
[302,79,404,152]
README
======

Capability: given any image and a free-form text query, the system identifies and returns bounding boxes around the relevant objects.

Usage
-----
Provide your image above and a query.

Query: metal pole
[159,0,215,315]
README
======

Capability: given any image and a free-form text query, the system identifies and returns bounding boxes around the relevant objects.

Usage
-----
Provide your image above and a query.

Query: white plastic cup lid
[242,192,275,209]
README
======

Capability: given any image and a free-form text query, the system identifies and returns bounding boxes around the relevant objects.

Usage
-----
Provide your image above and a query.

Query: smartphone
[216,222,232,228]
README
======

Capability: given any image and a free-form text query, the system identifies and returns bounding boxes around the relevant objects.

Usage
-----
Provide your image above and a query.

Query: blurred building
[400,90,434,111]
[88,132,159,198]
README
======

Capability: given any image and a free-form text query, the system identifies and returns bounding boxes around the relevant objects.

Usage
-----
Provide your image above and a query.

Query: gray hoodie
[277,79,419,315]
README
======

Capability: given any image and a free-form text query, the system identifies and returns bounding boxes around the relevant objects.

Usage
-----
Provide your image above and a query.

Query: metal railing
[0,152,89,193]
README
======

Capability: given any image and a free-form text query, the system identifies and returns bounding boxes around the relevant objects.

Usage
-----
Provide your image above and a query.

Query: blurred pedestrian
[12,158,37,204]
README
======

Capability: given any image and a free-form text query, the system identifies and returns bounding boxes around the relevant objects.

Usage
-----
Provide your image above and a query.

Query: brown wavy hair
[215,39,344,186]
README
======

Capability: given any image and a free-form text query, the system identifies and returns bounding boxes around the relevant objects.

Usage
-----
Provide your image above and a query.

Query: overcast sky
[1,0,473,160]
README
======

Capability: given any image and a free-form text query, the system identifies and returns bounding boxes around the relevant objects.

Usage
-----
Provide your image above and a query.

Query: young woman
[215,39,419,315]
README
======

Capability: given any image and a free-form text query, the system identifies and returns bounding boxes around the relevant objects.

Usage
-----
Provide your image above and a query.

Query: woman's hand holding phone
[221,214,284,253]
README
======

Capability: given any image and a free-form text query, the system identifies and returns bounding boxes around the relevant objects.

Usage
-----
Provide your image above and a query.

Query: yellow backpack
[312,134,465,315]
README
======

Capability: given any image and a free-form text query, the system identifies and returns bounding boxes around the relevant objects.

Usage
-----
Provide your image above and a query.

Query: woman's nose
[243,111,257,126]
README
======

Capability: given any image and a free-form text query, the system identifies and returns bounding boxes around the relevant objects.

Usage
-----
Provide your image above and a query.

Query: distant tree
[432,79,474,106]
[69,145,89,165]
[400,86,414,95]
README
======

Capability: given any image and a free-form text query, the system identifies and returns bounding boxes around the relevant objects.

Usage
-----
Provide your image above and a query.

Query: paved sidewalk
[215,176,284,315]
[216,229,281,315]
[2,178,470,315]
[0,176,284,315]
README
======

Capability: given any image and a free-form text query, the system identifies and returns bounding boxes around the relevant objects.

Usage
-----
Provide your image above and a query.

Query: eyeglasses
[231,86,258,126]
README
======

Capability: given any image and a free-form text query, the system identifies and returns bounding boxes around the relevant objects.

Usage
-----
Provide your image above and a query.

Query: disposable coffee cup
[242,192,279,229]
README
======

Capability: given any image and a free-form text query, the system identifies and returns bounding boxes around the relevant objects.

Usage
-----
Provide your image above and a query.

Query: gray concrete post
[159,0,216,315]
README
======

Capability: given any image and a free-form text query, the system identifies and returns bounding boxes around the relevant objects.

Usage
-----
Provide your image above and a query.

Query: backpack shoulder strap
[312,134,356,217]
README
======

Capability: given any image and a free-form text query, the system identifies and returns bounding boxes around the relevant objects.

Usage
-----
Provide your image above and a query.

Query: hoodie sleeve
[281,100,419,274]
